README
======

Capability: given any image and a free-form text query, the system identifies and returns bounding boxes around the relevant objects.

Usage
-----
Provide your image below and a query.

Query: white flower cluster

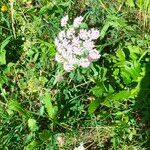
[55,15,101,72]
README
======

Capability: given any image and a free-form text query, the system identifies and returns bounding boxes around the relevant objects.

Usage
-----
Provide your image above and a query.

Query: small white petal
[79,29,88,40]
[61,15,69,27]
[89,49,101,60]
[80,58,90,68]
[55,53,64,63]
[83,40,95,51]
[63,62,74,72]
[58,31,66,41]
[89,28,100,40]
[73,46,83,55]
[73,16,84,28]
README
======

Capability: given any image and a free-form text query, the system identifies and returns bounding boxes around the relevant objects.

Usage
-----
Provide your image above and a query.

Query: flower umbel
[55,15,101,72]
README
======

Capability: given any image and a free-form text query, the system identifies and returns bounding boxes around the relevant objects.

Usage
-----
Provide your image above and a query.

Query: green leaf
[111,90,131,101]
[0,36,11,65]
[0,50,6,65]
[25,141,39,150]
[88,99,101,114]
[116,49,125,61]
[127,45,142,60]
[28,119,38,132]
[39,76,48,86]
[39,130,52,141]
[8,100,29,118]
[100,22,111,39]
[91,83,105,97]
[125,0,135,7]
[41,92,58,121]
[136,0,144,9]
[120,68,132,84]
[0,36,11,50]
[102,91,131,107]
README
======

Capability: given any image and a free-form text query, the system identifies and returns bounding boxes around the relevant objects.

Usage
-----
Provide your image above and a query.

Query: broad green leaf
[113,69,119,77]
[102,91,131,107]
[111,90,131,101]
[42,92,58,120]
[88,99,101,114]
[8,100,29,118]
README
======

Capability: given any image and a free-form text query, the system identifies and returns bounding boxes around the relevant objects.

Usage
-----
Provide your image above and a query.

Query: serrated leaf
[39,130,51,141]
[91,83,105,97]
[116,49,125,61]
[127,45,142,60]
[28,119,38,132]
[120,69,132,84]
[136,0,144,9]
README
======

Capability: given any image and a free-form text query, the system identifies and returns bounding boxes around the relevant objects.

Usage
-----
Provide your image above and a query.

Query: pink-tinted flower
[83,40,94,51]
[61,49,72,60]
[69,57,78,65]
[89,49,101,60]
[63,62,74,72]
[61,15,69,27]
[54,15,101,72]
[72,36,81,48]
[79,29,88,40]
[80,58,90,68]
[73,46,83,55]
[89,28,100,40]
[62,38,70,48]
[73,16,83,28]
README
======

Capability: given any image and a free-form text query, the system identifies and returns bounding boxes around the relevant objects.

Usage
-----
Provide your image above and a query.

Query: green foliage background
[0,0,150,149]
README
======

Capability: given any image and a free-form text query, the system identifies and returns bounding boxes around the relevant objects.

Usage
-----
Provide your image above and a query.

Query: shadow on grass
[134,60,150,149]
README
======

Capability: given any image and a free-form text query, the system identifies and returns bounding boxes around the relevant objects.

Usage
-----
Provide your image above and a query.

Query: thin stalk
[9,0,16,39]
